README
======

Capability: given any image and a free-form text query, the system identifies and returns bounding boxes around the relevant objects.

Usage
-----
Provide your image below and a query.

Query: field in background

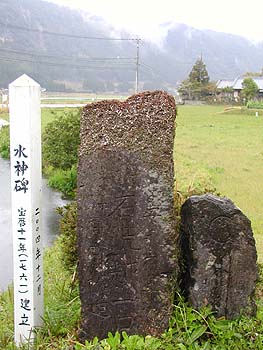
[40,92,127,107]
[41,108,79,129]
[174,105,263,261]
[42,103,263,261]
[2,102,263,261]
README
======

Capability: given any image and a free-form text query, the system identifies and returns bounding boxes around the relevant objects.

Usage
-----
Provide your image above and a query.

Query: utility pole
[135,38,141,94]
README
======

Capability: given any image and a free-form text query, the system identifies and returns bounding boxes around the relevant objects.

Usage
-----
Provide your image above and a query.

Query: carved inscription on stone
[77,91,177,340]
[179,194,258,319]
[77,151,176,340]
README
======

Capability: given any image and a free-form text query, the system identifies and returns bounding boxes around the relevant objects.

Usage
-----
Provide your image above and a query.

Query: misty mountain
[163,24,263,81]
[0,0,263,92]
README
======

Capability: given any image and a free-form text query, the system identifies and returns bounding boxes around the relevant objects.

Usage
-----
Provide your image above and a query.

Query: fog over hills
[1,0,263,92]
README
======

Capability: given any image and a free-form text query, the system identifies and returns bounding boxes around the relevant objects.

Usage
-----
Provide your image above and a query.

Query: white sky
[45,0,263,43]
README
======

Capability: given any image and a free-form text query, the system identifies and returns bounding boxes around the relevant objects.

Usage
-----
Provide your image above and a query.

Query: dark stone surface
[180,194,258,319]
[77,91,177,340]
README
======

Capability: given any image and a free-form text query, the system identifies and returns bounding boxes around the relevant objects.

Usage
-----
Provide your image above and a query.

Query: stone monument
[77,91,177,340]
[179,194,258,319]
[9,74,44,345]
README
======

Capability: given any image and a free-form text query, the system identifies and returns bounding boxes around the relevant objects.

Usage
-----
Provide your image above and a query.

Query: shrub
[56,201,78,273]
[247,100,263,109]
[0,126,10,159]
[42,110,80,170]
[47,165,77,198]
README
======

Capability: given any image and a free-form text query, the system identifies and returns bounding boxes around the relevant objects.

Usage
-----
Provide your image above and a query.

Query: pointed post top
[9,74,40,88]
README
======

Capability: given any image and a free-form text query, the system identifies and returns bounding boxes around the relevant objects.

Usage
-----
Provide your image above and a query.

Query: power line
[0,21,138,41]
[0,47,136,62]
[140,62,163,79]
[0,55,136,70]
[0,22,142,89]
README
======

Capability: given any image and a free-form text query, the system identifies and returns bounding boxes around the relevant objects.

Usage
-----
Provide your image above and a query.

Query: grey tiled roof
[216,79,235,89]
[217,77,263,91]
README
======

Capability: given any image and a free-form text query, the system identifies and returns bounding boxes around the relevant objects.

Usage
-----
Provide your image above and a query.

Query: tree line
[178,57,262,102]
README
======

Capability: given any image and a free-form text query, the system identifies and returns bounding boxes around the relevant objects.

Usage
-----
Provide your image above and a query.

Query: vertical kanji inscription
[77,91,177,340]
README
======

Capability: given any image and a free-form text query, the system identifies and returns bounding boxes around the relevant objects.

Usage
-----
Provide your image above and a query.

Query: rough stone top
[187,194,242,216]
[79,90,176,171]
[181,193,255,248]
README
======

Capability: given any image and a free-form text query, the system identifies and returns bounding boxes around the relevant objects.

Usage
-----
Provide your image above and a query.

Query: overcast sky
[45,0,263,43]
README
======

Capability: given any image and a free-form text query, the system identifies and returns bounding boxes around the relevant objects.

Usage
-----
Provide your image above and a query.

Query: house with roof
[216,77,263,102]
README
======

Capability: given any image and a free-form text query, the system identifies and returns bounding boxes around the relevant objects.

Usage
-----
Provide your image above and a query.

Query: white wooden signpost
[9,74,44,345]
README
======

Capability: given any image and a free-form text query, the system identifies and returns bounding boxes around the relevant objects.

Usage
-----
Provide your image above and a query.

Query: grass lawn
[41,107,80,130]
[0,107,80,130]
[174,104,263,261]
[40,94,126,105]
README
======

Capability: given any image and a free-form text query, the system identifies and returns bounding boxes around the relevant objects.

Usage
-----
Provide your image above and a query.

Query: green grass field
[174,105,263,261]
[0,106,80,130]
[41,107,80,129]
[40,94,126,105]
[3,104,263,261]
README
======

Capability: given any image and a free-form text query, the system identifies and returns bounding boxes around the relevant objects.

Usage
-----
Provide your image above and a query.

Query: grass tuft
[174,104,263,261]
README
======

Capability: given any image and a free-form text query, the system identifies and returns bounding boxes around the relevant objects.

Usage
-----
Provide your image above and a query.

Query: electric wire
[0,22,142,88]
[0,21,139,41]
[0,47,136,62]
[0,55,136,71]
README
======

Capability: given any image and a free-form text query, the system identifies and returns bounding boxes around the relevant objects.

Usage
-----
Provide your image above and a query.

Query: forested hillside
[1,0,263,92]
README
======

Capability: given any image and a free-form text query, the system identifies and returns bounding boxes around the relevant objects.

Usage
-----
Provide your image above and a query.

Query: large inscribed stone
[180,194,258,319]
[77,91,177,340]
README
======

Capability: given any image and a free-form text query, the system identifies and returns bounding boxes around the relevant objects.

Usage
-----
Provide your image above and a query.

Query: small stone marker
[9,74,43,345]
[77,91,177,340]
[180,194,258,319]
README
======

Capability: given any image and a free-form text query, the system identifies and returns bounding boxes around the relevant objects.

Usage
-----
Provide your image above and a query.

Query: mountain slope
[0,0,263,92]
[163,24,263,80]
